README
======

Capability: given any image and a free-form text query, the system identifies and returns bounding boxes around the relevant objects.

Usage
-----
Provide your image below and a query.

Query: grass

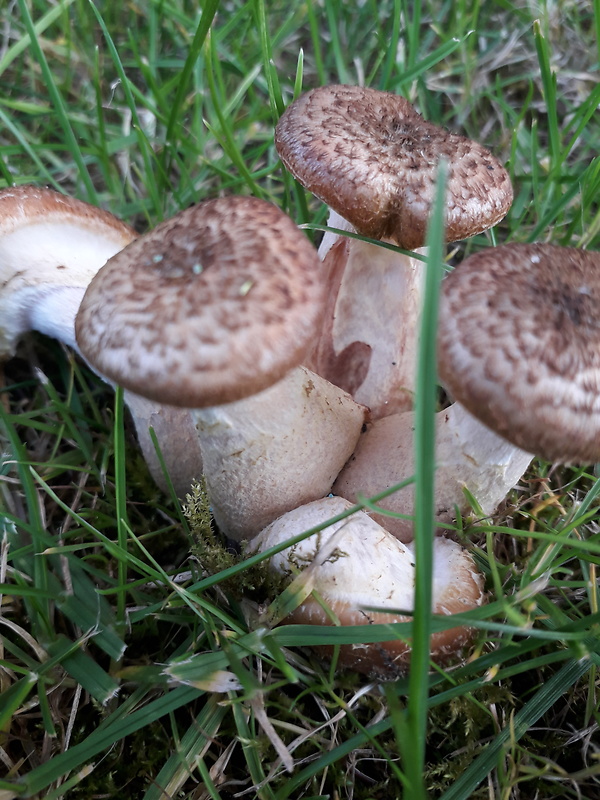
[1,0,600,798]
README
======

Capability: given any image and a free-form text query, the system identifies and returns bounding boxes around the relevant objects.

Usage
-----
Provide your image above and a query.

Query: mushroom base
[254,497,485,678]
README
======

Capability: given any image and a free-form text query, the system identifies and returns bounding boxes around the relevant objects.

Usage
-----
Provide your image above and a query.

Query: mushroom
[438,242,600,463]
[336,242,600,540]
[0,184,134,357]
[253,496,485,677]
[75,195,367,540]
[333,402,533,542]
[0,184,203,495]
[275,84,513,417]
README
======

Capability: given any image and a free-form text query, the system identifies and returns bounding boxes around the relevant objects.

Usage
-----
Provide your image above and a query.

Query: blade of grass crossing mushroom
[401,160,447,798]
[186,476,417,595]
[148,426,193,539]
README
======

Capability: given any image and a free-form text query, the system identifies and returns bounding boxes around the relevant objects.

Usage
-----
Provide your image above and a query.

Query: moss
[184,479,286,600]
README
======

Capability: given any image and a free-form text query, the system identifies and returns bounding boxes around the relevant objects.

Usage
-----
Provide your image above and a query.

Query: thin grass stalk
[402,160,447,797]
[15,0,96,199]
[88,2,163,218]
[113,386,128,629]
[163,0,220,149]
[255,0,285,120]
[595,0,600,66]
[379,0,402,90]
[0,0,76,77]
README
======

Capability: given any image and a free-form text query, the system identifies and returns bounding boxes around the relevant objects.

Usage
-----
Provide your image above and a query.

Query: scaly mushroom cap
[255,497,485,677]
[0,184,135,358]
[275,85,513,249]
[438,243,600,463]
[75,196,326,408]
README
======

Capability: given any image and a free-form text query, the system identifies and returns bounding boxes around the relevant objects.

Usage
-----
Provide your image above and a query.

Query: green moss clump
[183,479,286,600]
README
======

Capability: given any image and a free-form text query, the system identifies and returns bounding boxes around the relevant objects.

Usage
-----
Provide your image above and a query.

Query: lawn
[1,1,599,798]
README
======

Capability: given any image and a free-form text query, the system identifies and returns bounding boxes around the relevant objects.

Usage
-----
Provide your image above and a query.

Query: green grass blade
[16,0,96,199]
[400,160,448,799]
[439,657,596,800]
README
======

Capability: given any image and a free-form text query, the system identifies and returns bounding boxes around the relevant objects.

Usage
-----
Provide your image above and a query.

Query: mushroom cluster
[7,84,592,678]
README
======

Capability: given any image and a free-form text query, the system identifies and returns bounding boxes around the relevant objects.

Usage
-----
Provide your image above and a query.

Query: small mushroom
[76,195,367,540]
[333,402,533,542]
[253,496,485,677]
[276,85,513,417]
[0,184,135,357]
[438,242,600,463]
[0,184,203,495]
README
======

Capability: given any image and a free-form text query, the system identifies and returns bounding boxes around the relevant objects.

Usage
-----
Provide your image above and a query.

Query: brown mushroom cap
[438,243,600,463]
[75,196,326,408]
[0,183,135,240]
[275,85,513,249]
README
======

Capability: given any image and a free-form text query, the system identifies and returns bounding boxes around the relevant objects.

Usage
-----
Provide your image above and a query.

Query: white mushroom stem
[253,496,485,677]
[0,185,202,495]
[192,366,367,542]
[334,401,534,542]
[308,209,427,418]
[15,285,86,352]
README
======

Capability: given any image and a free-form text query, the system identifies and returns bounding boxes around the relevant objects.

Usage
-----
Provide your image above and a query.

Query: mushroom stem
[253,496,485,677]
[308,209,427,417]
[193,366,367,541]
[18,285,88,352]
[121,392,203,497]
[333,401,534,542]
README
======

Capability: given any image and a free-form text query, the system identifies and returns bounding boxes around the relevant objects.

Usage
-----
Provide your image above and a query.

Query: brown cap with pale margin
[0,184,136,358]
[75,195,326,408]
[438,243,600,463]
[0,184,135,239]
[275,85,513,249]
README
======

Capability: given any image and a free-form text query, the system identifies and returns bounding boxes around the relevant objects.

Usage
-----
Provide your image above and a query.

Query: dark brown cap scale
[75,196,326,408]
[438,243,600,463]
[275,84,513,249]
